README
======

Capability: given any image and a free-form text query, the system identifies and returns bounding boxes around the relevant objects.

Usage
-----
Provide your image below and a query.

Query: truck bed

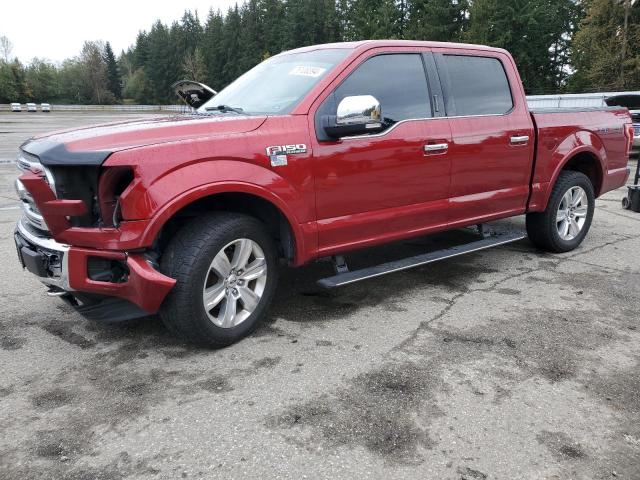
[527,106,631,211]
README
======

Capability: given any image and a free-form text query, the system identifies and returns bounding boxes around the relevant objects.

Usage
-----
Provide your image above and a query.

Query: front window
[198,48,351,115]
[333,54,432,129]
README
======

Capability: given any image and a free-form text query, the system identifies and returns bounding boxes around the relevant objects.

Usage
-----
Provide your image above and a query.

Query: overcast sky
[0,0,240,63]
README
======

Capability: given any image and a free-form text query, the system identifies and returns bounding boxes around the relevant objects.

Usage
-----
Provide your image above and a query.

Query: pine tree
[103,42,122,100]
[406,0,468,42]
[340,0,402,40]
[571,0,640,91]
[132,31,150,69]
[221,6,244,85]
[239,0,264,72]
[82,0,636,103]
[260,0,285,56]
[202,9,226,89]
[464,0,581,94]
[146,21,173,102]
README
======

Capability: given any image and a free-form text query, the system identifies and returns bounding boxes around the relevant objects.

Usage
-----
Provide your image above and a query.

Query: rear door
[434,50,535,226]
[310,50,452,255]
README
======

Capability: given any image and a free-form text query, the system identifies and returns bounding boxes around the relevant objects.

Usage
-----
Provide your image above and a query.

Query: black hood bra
[21,139,111,167]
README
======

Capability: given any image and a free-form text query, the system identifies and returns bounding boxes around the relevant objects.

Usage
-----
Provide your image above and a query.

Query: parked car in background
[13,40,633,347]
[26,103,37,112]
[606,94,640,156]
[41,103,51,113]
[10,103,21,112]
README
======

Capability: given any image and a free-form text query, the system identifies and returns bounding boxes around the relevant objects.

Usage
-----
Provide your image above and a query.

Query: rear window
[441,55,513,116]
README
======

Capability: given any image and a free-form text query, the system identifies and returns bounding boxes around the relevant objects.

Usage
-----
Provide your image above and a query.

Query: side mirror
[323,95,383,138]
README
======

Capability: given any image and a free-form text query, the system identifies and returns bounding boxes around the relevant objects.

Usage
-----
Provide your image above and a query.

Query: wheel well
[561,152,603,196]
[154,193,296,263]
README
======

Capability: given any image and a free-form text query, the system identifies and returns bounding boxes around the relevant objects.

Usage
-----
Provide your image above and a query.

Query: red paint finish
[17,172,151,250]
[312,118,452,253]
[33,115,267,153]
[19,171,86,236]
[17,40,631,310]
[528,108,631,211]
[434,47,536,226]
[67,248,176,313]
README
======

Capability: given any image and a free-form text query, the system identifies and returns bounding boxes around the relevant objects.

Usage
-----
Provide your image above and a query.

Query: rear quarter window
[440,55,513,116]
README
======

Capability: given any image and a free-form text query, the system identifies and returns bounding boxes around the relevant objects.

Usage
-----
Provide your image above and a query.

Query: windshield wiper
[205,104,244,114]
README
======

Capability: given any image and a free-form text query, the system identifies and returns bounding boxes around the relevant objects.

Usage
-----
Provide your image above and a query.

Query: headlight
[16,149,57,196]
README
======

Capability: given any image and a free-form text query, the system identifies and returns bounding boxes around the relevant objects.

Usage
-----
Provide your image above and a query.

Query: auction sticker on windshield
[289,65,327,77]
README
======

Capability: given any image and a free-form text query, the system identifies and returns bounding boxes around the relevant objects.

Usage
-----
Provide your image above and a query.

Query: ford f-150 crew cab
[13,40,634,346]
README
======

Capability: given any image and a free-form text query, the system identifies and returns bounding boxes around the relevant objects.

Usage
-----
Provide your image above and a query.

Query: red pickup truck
[14,40,634,346]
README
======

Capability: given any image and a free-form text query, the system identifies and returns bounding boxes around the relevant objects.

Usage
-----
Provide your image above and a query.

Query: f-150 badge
[266,144,307,167]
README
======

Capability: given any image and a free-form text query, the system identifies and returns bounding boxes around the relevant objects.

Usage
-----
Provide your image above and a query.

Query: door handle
[510,135,529,145]
[424,143,449,154]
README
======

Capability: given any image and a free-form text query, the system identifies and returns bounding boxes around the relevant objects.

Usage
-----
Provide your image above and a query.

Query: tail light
[97,167,134,227]
[625,123,634,156]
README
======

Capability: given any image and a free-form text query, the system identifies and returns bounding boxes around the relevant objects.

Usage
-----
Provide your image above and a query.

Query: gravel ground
[0,112,639,479]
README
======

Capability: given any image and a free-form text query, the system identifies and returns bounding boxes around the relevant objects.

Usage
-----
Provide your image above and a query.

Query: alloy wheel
[202,238,267,328]
[556,186,588,241]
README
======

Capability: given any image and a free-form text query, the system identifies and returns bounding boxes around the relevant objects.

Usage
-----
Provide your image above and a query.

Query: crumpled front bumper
[14,171,176,317]
[15,218,175,315]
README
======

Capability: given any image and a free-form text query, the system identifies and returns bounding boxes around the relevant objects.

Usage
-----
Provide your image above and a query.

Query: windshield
[198,48,351,115]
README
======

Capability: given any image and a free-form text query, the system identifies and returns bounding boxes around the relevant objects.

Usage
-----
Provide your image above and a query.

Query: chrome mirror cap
[336,95,382,127]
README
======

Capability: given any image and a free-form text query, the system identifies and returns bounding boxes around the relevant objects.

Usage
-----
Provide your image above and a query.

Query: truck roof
[284,39,507,56]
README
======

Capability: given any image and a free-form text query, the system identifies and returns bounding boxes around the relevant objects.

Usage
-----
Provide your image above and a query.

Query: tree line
[0,0,638,105]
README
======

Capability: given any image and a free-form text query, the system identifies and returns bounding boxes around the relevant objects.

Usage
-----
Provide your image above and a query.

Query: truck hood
[21,114,267,166]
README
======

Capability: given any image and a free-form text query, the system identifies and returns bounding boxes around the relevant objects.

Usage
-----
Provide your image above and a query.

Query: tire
[622,196,630,210]
[526,171,595,253]
[159,212,278,347]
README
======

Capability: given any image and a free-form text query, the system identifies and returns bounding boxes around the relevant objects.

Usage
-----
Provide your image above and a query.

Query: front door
[311,51,452,256]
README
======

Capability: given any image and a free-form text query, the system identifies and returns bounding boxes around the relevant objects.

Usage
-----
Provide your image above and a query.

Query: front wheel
[160,212,278,347]
[526,171,595,253]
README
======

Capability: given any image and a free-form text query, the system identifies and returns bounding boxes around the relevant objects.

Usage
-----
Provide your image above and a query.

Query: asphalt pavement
[0,111,639,479]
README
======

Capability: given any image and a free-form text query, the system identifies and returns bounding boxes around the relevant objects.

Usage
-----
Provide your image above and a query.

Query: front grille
[634,124,640,136]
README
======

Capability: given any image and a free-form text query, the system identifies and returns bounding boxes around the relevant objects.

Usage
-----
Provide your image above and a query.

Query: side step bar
[317,231,526,289]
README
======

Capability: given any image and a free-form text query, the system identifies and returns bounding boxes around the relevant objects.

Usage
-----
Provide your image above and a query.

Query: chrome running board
[317,230,526,289]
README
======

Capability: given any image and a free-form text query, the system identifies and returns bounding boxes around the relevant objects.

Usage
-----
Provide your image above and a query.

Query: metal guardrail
[4,91,640,112]
[0,104,192,113]
[527,91,640,109]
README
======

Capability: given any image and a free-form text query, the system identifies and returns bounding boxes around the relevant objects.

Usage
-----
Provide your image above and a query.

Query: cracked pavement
[0,112,639,479]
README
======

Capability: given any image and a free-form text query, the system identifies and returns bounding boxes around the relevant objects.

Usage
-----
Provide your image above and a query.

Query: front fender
[110,156,316,265]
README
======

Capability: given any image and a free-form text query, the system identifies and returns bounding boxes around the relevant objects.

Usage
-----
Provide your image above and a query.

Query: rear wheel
[160,212,278,347]
[526,171,595,253]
